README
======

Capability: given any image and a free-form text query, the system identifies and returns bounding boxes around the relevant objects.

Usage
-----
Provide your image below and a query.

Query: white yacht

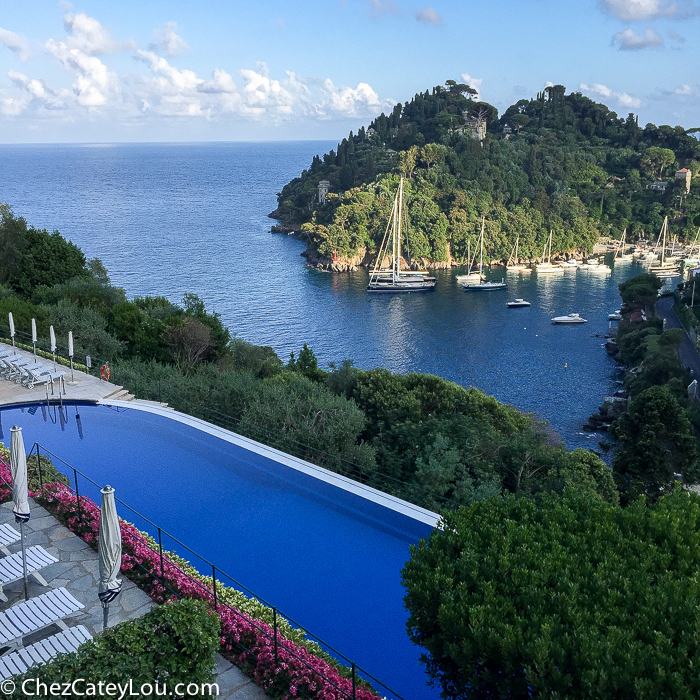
[609,310,622,321]
[507,299,531,308]
[551,313,588,324]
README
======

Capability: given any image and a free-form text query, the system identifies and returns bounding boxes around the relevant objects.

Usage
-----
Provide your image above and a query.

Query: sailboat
[535,231,564,273]
[462,217,507,291]
[649,217,680,278]
[614,229,633,262]
[367,179,436,293]
[456,234,486,285]
[506,237,530,272]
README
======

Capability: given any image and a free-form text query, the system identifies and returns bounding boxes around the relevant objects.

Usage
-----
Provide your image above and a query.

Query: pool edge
[99,399,442,530]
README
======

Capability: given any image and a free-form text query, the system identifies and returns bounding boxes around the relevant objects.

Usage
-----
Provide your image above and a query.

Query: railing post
[212,566,218,611]
[273,608,278,665]
[352,662,356,700]
[36,449,43,489]
[157,528,164,584]
[73,468,82,522]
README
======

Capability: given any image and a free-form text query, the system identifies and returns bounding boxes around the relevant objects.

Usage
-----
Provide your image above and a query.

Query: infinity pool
[0,401,440,700]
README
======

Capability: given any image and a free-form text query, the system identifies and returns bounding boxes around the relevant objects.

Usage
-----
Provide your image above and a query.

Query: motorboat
[465,279,507,291]
[609,310,622,321]
[551,313,588,324]
[561,259,580,268]
[507,298,531,308]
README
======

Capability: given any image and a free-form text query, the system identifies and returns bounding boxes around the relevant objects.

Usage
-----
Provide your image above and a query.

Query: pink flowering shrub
[29,478,383,700]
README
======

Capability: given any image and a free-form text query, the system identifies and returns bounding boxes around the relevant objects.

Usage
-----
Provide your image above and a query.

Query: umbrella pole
[20,521,28,601]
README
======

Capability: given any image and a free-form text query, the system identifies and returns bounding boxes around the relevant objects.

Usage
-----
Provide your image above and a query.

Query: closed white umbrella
[10,426,30,600]
[50,326,57,370]
[8,312,15,351]
[68,331,75,384]
[98,485,122,630]
[31,318,37,360]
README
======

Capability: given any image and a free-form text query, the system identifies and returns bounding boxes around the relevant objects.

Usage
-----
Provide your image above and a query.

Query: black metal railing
[22,443,406,700]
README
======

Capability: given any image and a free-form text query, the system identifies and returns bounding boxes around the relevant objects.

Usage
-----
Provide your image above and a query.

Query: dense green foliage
[402,488,700,700]
[274,83,699,265]
[608,274,700,501]
[7,599,220,699]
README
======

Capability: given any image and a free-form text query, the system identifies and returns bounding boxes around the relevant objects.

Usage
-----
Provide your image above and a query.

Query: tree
[402,489,700,699]
[610,385,700,501]
[640,146,676,178]
[163,317,213,372]
[618,272,662,308]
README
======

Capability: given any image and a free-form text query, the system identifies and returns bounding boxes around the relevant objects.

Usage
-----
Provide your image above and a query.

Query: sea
[0,141,654,450]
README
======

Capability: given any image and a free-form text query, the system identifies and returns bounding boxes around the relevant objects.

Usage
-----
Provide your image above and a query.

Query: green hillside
[272,82,700,267]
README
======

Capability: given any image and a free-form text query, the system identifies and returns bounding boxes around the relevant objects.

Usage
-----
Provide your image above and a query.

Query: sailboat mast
[661,217,667,265]
[479,217,485,275]
[548,230,553,264]
[397,178,403,280]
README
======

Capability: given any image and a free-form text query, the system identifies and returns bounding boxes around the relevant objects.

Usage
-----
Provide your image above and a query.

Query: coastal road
[655,296,700,379]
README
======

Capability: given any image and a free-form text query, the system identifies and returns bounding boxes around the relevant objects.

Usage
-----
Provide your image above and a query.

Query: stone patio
[0,499,266,699]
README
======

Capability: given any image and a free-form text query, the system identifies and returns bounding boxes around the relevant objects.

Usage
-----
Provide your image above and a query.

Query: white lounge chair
[0,588,84,650]
[4,357,34,382]
[0,625,92,679]
[20,364,53,388]
[0,525,21,556]
[0,546,58,601]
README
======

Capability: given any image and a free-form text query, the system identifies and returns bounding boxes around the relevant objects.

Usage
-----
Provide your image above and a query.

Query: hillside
[271,82,700,270]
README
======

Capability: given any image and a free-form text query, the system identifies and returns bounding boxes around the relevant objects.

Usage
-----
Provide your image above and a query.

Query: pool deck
[0,342,159,409]
[0,498,266,699]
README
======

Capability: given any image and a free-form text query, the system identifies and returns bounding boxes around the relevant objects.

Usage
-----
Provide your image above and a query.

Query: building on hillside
[647,180,669,192]
[318,180,330,205]
[676,168,692,194]
[455,111,487,142]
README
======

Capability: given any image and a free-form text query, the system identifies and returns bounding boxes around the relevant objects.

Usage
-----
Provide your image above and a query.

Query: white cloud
[613,28,664,49]
[319,79,391,118]
[46,38,117,107]
[63,11,131,55]
[580,82,642,108]
[134,50,204,116]
[416,7,442,25]
[675,84,693,94]
[600,0,698,20]
[460,72,483,99]
[0,27,30,61]
[149,22,189,57]
[7,70,65,111]
[239,62,295,115]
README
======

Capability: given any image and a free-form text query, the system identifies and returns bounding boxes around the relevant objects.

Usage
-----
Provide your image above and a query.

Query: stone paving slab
[0,500,267,699]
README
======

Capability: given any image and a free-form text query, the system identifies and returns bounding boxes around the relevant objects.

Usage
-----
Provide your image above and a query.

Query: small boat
[609,310,622,321]
[465,279,508,291]
[551,313,588,324]
[507,298,531,308]
[561,259,580,268]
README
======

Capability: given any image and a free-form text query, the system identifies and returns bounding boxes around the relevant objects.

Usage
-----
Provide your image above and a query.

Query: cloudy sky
[0,0,698,143]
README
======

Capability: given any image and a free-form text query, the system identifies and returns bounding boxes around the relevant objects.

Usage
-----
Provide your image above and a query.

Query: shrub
[403,489,700,700]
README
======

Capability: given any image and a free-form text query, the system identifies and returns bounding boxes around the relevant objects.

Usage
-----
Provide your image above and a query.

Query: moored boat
[551,313,588,324]
[507,298,531,308]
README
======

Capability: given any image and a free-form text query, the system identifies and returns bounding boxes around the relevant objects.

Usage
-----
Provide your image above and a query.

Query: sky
[0,0,698,143]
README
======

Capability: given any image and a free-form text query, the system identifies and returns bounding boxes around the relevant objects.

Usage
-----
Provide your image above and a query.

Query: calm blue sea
[0,142,651,449]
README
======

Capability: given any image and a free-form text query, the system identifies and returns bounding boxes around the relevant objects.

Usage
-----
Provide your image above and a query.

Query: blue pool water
[0,402,437,700]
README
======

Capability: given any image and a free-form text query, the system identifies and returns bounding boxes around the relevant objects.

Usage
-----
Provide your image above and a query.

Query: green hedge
[4,599,220,699]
